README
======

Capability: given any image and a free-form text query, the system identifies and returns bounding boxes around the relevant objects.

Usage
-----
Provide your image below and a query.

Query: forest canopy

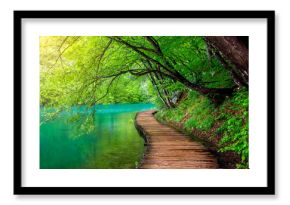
[40,36,248,108]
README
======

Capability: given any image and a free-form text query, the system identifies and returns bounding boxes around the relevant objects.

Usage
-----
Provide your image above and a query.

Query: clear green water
[40,103,155,169]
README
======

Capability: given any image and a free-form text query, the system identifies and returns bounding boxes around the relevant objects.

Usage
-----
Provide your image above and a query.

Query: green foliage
[155,36,233,89]
[155,91,215,131]
[40,36,233,109]
[183,92,215,131]
[217,89,249,168]
[155,107,184,123]
[184,116,214,131]
[40,36,155,107]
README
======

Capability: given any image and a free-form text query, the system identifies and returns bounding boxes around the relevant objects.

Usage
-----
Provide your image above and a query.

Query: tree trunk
[204,36,249,88]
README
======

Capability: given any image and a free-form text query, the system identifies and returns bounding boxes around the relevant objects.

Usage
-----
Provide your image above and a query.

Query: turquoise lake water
[40,103,155,169]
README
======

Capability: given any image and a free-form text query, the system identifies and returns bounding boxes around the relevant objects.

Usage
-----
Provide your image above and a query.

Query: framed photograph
[14,10,275,195]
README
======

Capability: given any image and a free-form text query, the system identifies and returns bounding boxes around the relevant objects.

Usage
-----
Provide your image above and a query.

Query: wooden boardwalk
[135,110,218,169]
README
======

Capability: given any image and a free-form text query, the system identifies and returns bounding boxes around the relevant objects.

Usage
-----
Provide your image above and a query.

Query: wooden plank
[135,110,219,169]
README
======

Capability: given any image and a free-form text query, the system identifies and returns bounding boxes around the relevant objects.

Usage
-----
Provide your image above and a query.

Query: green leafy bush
[217,89,249,168]
[156,91,215,131]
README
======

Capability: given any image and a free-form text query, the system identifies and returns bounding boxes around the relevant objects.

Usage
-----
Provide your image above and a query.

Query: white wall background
[0,0,287,204]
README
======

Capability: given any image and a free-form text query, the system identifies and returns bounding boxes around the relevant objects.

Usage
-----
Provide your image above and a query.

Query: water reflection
[40,103,155,169]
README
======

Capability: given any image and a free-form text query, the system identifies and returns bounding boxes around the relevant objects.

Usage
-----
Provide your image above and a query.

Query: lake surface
[40,103,155,169]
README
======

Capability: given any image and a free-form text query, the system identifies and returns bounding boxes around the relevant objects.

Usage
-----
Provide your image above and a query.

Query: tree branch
[49,36,80,70]
[96,39,113,72]
[108,37,178,76]
[143,36,162,53]
[94,75,120,103]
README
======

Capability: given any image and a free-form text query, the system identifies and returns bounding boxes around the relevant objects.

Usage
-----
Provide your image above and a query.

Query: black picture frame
[14,10,275,195]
